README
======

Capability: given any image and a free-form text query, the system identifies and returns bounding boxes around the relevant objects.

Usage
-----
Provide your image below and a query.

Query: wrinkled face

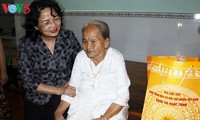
[35,7,61,39]
[82,24,110,61]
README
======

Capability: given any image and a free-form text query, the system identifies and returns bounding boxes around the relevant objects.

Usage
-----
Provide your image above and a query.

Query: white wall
[14,13,200,63]
[63,15,200,63]
[58,0,200,13]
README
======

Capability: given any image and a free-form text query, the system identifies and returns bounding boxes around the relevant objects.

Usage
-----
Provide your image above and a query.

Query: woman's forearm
[55,100,70,120]
[0,37,8,86]
[37,83,76,97]
[37,83,64,95]
[0,38,7,74]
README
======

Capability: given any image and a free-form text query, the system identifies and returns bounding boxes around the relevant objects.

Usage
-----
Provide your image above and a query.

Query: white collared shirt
[61,47,131,119]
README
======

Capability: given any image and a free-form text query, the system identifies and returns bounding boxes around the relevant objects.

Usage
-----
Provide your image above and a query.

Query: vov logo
[1,3,30,14]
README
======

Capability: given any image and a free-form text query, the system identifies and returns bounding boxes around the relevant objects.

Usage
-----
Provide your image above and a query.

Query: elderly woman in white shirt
[55,20,131,120]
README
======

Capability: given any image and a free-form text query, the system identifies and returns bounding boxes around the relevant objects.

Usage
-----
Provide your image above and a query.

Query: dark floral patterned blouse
[18,29,81,105]
[0,88,12,119]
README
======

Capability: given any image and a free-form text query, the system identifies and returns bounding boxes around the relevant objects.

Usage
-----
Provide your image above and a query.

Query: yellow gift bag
[142,56,200,120]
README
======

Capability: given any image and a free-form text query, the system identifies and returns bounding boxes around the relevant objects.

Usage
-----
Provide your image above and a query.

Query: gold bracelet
[101,115,108,120]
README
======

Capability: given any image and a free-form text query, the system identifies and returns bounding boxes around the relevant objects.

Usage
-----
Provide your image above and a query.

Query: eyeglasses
[39,16,61,29]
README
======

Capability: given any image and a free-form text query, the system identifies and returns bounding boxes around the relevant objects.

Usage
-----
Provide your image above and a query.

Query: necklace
[90,59,104,78]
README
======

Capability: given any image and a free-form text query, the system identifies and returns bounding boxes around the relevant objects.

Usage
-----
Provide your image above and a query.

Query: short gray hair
[82,20,110,39]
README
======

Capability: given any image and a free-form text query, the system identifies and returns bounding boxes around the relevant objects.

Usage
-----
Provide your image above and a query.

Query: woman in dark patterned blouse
[18,0,81,120]
[0,36,13,120]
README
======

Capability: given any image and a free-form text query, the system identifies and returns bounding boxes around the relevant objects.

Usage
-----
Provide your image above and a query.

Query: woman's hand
[63,85,76,97]
[59,82,76,97]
